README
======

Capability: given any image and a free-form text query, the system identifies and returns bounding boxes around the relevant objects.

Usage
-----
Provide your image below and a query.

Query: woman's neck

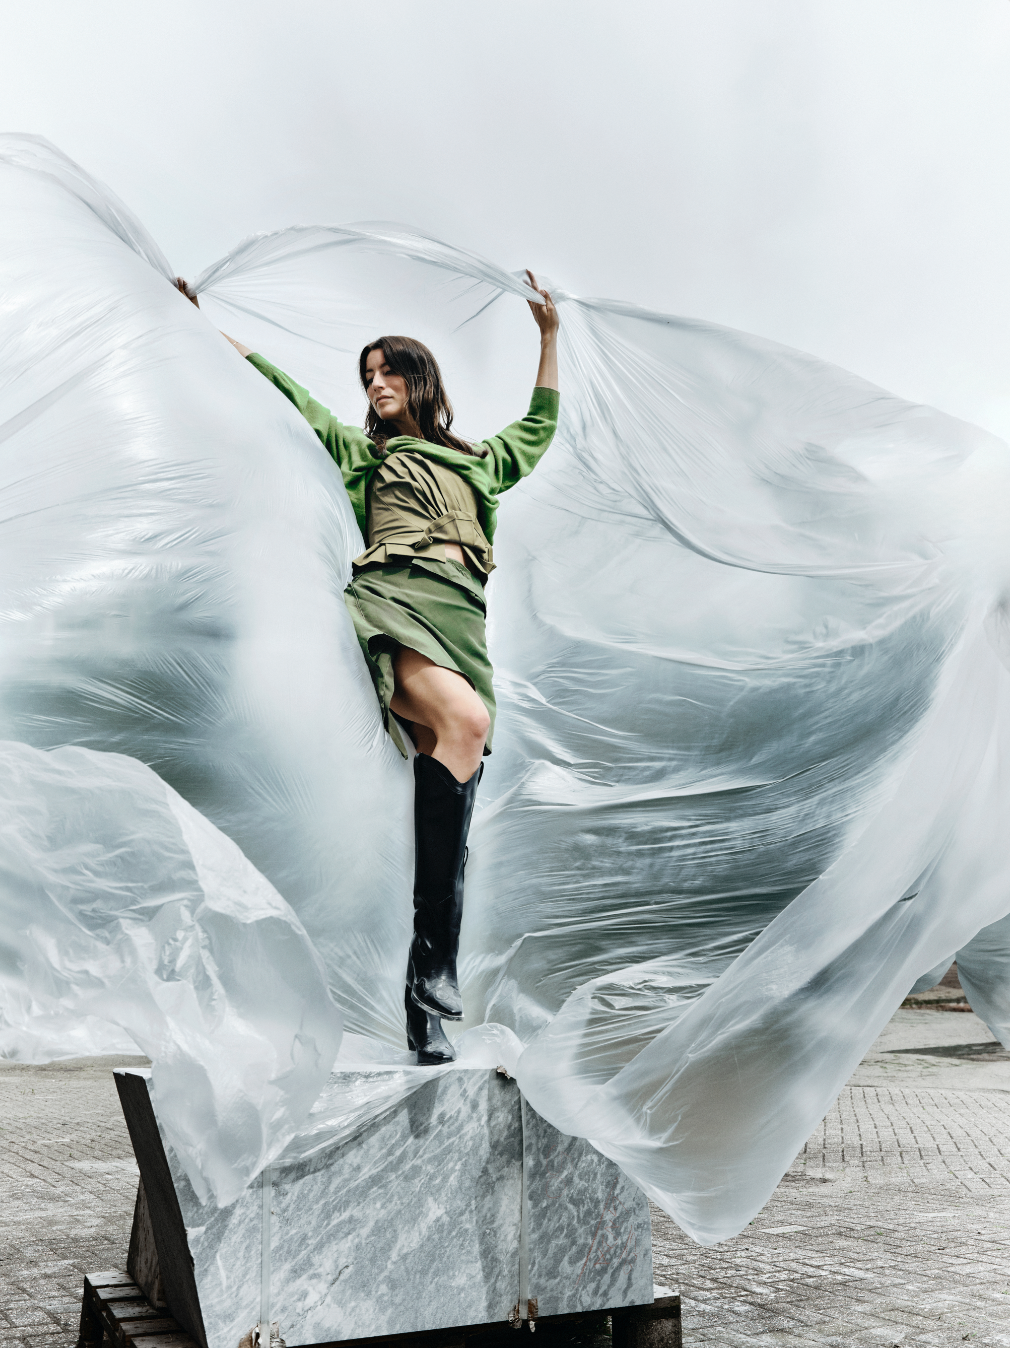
[388,417,421,439]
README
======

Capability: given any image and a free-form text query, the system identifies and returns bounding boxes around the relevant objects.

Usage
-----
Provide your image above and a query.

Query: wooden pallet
[76,1270,199,1348]
[77,1272,681,1348]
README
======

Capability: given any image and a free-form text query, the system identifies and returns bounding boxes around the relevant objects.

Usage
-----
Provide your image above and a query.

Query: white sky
[4,0,1010,437]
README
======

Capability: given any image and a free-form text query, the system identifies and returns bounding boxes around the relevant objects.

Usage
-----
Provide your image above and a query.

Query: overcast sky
[4,0,1010,437]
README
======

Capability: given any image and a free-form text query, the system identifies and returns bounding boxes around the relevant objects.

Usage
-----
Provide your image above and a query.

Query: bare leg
[405,721,437,758]
[390,648,489,782]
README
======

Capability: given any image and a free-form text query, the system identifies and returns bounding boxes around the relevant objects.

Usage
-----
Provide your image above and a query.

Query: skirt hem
[343,558,496,760]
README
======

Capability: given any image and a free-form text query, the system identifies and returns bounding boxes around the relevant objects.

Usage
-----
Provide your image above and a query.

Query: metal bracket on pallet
[238,1321,285,1348]
[507,1297,538,1331]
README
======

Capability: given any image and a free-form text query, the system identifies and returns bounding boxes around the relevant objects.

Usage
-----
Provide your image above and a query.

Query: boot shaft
[412,755,482,924]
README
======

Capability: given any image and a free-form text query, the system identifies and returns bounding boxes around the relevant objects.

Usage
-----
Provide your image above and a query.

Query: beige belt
[355,514,495,575]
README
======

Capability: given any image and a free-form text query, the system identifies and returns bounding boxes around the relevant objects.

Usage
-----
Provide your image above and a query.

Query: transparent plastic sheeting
[0,741,341,1205]
[1,136,1009,1242]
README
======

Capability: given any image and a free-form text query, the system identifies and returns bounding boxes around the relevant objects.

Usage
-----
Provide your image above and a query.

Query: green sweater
[247,354,560,544]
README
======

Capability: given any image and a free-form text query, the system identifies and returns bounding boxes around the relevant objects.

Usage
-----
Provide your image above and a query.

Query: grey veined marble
[115,1066,653,1348]
[522,1097,653,1317]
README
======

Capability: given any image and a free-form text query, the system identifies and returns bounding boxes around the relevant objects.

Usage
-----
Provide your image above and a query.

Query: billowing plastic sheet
[0,741,341,1205]
[1,135,1009,1242]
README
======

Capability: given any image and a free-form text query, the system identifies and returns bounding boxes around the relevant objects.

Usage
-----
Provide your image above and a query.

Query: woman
[176,273,559,1065]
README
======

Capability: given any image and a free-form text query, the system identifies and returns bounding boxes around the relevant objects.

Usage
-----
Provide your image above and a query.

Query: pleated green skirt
[343,557,495,759]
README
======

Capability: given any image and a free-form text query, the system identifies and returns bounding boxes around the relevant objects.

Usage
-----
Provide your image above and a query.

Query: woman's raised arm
[526,269,559,392]
[221,332,253,358]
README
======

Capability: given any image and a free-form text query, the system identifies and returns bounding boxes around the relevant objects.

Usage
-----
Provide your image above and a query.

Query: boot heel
[405,954,456,1064]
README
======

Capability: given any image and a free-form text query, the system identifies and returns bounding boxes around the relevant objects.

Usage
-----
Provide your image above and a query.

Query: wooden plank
[115,1319,182,1337]
[640,1296,681,1316]
[128,1178,166,1308]
[77,1283,105,1348]
[286,1299,680,1348]
[85,1271,137,1288]
[131,1336,200,1348]
[114,1072,207,1348]
[107,1303,167,1324]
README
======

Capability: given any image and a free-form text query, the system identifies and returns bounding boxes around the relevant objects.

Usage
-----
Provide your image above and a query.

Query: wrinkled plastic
[0,740,341,1206]
[1,135,1009,1242]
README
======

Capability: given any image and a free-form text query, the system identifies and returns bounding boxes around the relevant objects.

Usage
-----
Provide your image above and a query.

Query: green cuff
[529,385,560,418]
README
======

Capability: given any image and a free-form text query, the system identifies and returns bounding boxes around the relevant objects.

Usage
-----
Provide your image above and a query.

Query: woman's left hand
[526,270,559,343]
[174,277,200,308]
[526,270,559,391]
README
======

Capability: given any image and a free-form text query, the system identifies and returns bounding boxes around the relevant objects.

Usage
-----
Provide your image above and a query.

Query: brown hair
[359,336,485,457]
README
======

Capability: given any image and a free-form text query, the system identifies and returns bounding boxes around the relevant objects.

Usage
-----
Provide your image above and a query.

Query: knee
[452,703,490,748]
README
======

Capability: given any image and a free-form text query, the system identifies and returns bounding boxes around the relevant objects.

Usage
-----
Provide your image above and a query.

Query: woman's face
[364,348,410,426]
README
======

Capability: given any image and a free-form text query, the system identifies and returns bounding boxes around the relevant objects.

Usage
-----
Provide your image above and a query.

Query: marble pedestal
[114,1066,653,1348]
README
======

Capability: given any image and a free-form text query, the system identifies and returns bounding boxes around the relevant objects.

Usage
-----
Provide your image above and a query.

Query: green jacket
[247,353,560,544]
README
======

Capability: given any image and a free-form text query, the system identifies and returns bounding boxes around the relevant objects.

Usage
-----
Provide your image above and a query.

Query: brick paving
[2,1014,1010,1346]
[653,1086,1010,1345]
[652,1006,1010,1346]
[0,1057,145,1347]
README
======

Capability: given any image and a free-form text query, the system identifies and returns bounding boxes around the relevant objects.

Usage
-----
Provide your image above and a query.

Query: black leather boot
[404,953,456,1065]
[409,753,483,1020]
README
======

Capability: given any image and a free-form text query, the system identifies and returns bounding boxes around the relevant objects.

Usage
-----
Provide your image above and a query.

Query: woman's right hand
[526,269,559,343]
[526,269,559,391]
